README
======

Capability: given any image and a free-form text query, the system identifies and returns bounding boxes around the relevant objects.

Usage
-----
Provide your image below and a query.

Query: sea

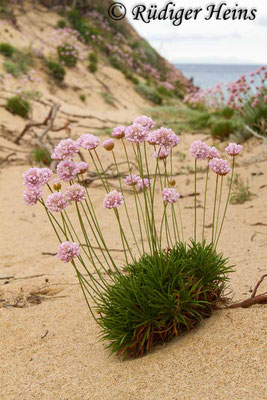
[175,64,264,89]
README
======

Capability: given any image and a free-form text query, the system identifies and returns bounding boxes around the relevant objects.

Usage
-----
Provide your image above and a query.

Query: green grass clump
[80,94,86,102]
[6,95,31,118]
[57,19,67,29]
[88,52,98,73]
[32,147,52,166]
[67,9,100,43]
[97,241,232,358]
[211,119,237,139]
[57,43,78,67]
[101,91,115,106]
[229,174,255,204]
[0,42,16,57]
[46,61,66,82]
[135,83,163,105]
[3,49,33,77]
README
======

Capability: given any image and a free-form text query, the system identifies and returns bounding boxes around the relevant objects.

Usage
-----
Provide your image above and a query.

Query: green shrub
[220,107,234,120]
[125,72,139,85]
[97,241,232,357]
[6,95,31,118]
[88,52,98,73]
[135,83,163,105]
[57,19,67,29]
[211,119,236,139]
[46,61,66,82]
[158,85,173,98]
[4,60,20,77]
[32,147,52,166]
[0,42,16,57]
[57,43,78,67]
[242,91,267,134]
[67,9,100,43]
[80,94,86,102]
[101,91,115,106]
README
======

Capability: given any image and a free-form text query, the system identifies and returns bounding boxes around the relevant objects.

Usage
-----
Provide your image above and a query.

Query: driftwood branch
[14,103,62,144]
[226,274,267,309]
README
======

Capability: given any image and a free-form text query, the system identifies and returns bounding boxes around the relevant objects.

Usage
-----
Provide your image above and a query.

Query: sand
[0,133,267,400]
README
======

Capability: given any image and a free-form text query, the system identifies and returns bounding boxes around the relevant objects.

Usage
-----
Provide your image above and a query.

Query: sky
[122,0,267,64]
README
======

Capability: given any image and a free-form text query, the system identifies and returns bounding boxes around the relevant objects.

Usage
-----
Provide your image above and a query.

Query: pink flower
[23,167,48,188]
[57,160,79,182]
[112,126,126,139]
[103,190,124,209]
[133,115,155,130]
[46,192,68,212]
[147,127,180,148]
[52,139,79,160]
[162,188,180,204]
[125,124,148,143]
[39,168,53,185]
[124,174,140,186]
[77,133,100,150]
[190,141,209,160]
[137,178,151,190]
[76,161,89,174]
[102,138,114,151]
[57,241,80,263]
[209,158,231,176]
[65,183,86,202]
[23,187,43,206]
[154,147,170,159]
[207,146,219,159]
[225,143,243,157]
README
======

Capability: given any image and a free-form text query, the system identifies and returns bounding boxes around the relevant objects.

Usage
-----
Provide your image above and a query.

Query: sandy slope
[0,133,266,400]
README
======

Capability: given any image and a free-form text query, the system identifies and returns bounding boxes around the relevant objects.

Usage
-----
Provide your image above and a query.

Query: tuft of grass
[79,94,86,102]
[57,43,78,67]
[229,174,256,204]
[6,95,31,118]
[32,147,52,166]
[88,52,98,73]
[3,49,33,77]
[135,83,163,105]
[101,91,115,106]
[0,42,16,57]
[210,119,237,140]
[97,241,233,358]
[46,61,66,82]
[57,19,67,29]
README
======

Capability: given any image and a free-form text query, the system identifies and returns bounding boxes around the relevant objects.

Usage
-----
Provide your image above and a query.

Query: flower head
[57,160,79,182]
[162,188,180,204]
[137,178,151,190]
[125,124,148,143]
[46,192,68,212]
[190,140,209,160]
[57,241,80,263]
[103,190,124,209]
[23,187,43,206]
[124,174,140,186]
[209,158,231,176]
[225,142,243,156]
[112,126,126,139]
[65,183,86,203]
[147,127,180,148]
[23,167,50,188]
[207,146,219,159]
[102,138,114,151]
[52,138,79,160]
[133,115,155,130]
[76,161,89,174]
[77,133,100,150]
[154,147,170,160]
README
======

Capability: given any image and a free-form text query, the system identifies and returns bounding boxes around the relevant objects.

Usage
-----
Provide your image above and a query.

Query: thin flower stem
[111,150,142,256]
[177,201,184,242]
[171,203,179,242]
[194,158,197,242]
[159,204,167,251]
[114,208,135,263]
[215,176,224,239]
[202,163,209,242]
[211,174,219,243]
[215,157,235,248]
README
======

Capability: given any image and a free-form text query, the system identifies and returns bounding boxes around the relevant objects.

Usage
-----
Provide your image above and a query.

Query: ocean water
[175,64,263,89]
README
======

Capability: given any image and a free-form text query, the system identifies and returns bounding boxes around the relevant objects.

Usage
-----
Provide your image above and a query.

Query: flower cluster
[209,158,231,176]
[57,241,80,263]
[103,190,124,209]
[162,188,180,204]
[77,134,100,150]
[52,139,79,161]
[225,143,243,156]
